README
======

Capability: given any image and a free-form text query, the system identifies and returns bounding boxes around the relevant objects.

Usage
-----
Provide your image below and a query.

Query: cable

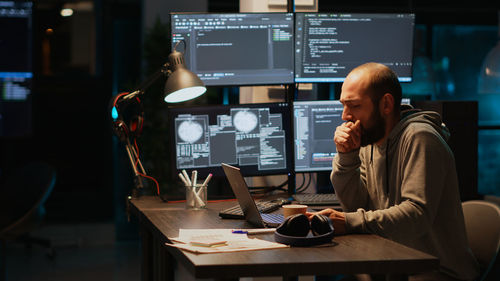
[294,173,306,193]
[296,173,312,194]
[138,172,160,196]
[248,178,289,195]
[133,138,160,196]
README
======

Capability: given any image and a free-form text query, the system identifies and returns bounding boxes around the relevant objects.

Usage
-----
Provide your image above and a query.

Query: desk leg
[153,236,175,281]
[140,225,175,281]
[140,225,153,281]
[1,240,6,281]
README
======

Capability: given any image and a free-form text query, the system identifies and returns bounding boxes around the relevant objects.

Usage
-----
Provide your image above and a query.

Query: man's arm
[343,128,453,241]
[331,120,371,211]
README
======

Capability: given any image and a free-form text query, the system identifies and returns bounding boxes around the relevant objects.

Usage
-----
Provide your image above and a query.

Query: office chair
[462,200,500,281]
[0,161,57,258]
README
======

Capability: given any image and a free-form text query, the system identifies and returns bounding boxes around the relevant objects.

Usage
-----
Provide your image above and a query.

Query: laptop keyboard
[219,200,284,219]
[293,193,340,205]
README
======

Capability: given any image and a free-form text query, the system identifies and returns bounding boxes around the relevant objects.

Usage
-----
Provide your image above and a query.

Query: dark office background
[1,0,500,242]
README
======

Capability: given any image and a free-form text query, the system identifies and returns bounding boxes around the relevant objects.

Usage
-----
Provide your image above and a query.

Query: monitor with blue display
[0,0,33,137]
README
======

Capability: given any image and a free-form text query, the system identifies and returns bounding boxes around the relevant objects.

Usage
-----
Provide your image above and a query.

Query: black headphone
[110,92,144,142]
[274,213,334,247]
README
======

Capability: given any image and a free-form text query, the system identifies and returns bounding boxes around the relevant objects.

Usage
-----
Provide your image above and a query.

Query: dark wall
[414,101,479,201]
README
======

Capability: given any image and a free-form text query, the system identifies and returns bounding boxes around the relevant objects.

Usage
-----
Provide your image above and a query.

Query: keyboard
[293,193,340,206]
[219,199,286,219]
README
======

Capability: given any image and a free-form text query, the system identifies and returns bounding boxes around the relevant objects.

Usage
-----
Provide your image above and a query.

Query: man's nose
[342,108,352,121]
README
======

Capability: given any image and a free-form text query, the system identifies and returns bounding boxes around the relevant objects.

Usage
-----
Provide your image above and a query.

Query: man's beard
[360,107,386,146]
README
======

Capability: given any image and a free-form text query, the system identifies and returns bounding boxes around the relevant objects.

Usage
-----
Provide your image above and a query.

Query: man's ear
[380,93,395,116]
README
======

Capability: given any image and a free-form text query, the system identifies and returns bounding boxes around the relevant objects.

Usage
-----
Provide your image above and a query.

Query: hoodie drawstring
[370,145,374,164]
[385,140,389,194]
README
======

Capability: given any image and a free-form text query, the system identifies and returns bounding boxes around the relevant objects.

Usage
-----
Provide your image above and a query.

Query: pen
[232,229,276,235]
[182,169,192,186]
[191,170,198,187]
[202,173,212,186]
[178,173,189,186]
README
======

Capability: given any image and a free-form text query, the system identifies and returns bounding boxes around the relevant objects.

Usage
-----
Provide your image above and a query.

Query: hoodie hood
[387,108,450,148]
[370,108,451,194]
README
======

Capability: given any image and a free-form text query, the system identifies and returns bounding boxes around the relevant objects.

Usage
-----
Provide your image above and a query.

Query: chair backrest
[462,200,500,280]
[0,162,56,236]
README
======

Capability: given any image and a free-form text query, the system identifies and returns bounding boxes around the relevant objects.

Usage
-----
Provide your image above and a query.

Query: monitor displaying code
[171,13,295,86]
[295,13,415,83]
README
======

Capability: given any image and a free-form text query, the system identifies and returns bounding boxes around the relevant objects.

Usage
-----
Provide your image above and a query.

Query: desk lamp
[478,11,500,95]
[111,40,206,198]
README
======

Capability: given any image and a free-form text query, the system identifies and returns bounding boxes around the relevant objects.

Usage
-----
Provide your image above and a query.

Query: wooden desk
[129,196,438,281]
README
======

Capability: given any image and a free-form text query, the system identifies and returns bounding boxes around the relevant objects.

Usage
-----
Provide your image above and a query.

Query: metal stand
[286,83,296,196]
[123,138,146,198]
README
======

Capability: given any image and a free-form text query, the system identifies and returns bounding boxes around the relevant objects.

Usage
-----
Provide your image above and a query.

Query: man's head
[339,62,402,146]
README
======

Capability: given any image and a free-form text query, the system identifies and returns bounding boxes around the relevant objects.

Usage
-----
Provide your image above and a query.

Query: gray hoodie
[331,110,479,280]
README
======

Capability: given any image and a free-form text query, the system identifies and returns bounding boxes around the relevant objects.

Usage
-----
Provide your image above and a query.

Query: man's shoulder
[401,121,443,138]
[398,121,452,153]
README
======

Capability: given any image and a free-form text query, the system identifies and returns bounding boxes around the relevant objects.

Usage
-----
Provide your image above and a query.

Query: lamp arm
[124,63,171,100]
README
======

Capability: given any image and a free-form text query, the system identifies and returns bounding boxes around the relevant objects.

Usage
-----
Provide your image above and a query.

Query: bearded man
[307,63,479,281]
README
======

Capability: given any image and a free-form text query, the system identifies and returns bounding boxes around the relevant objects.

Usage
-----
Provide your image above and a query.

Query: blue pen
[231,230,248,234]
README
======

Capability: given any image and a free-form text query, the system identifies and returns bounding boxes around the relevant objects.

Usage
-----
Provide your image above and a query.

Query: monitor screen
[0,0,33,137]
[294,13,415,83]
[294,98,412,172]
[168,102,293,177]
[294,100,344,172]
[170,13,295,86]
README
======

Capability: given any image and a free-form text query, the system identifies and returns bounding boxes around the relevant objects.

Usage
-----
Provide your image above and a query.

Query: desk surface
[130,196,439,279]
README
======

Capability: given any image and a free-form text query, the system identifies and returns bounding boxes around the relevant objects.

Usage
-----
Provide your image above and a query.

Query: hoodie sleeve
[330,149,371,212]
[341,124,453,241]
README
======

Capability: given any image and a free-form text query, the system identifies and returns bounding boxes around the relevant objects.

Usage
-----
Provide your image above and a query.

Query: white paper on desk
[167,229,288,254]
[172,229,248,244]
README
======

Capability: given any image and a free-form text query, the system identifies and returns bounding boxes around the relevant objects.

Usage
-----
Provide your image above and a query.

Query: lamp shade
[478,41,500,94]
[478,11,500,95]
[164,49,206,103]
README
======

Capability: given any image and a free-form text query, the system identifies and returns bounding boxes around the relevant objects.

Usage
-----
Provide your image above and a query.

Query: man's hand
[306,208,346,235]
[334,120,361,153]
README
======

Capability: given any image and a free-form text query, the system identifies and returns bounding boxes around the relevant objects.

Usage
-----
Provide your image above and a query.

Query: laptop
[221,163,284,228]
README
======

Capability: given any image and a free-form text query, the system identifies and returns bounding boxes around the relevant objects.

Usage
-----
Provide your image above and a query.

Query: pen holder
[186,183,207,210]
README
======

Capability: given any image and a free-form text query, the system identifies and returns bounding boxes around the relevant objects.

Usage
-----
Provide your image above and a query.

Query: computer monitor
[294,98,412,173]
[170,13,295,86]
[294,13,415,83]
[168,102,293,178]
[293,100,343,172]
[0,0,33,137]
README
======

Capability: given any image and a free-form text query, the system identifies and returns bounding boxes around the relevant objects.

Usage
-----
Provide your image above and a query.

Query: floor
[3,222,141,281]
[2,223,317,281]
